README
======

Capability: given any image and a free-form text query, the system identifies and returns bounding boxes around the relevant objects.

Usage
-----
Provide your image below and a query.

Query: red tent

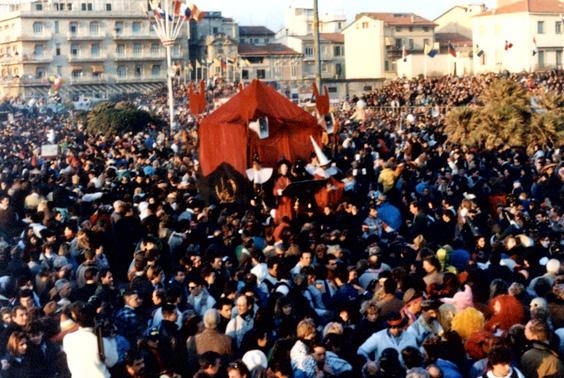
[199,80,323,176]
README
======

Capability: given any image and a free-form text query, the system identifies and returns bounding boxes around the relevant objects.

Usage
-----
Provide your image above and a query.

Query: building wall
[434,5,486,38]
[472,12,563,74]
[397,53,473,78]
[344,16,385,79]
[284,7,346,36]
[0,0,190,98]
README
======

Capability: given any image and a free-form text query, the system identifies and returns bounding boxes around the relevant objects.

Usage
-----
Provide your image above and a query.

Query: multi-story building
[239,26,274,45]
[238,43,302,86]
[0,0,190,99]
[343,13,435,79]
[281,6,346,37]
[434,4,487,39]
[472,0,563,73]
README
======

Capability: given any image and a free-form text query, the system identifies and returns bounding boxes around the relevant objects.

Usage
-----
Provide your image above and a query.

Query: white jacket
[63,327,118,378]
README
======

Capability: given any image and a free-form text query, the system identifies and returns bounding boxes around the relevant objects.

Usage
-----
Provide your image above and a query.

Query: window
[363,86,372,91]
[81,3,86,11]
[385,60,389,71]
[89,21,99,35]
[328,87,337,93]
[242,69,249,80]
[335,63,342,77]
[334,46,342,57]
[35,3,43,11]
[33,22,43,34]
[116,44,125,56]
[150,43,159,55]
[134,64,142,77]
[69,22,77,34]
[395,26,401,32]
[67,3,72,10]
[322,63,328,73]
[91,43,100,57]
[132,22,141,34]
[305,47,313,56]
[133,43,141,56]
[54,21,59,33]
[56,66,62,76]
[538,50,544,67]
[117,65,126,77]
[70,44,79,56]
[212,27,218,34]
[55,44,61,55]
[35,67,45,79]
[556,21,562,34]
[409,39,414,50]
[423,27,429,32]
[423,38,429,47]
[151,65,160,76]
[537,21,544,34]
[361,22,369,29]
[105,3,111,11]
[395,39,402,49]
[34,44,44,57]
[115,21,123,34]
[557,50,562,67]
[257,69,266,79]
[72,69,82,78]
[409,27,413,32]
[291,65,297,77]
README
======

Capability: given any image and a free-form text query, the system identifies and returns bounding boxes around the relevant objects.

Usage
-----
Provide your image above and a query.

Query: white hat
[310,136,331,166]
[546,259,561,275]
[242,350,267,371]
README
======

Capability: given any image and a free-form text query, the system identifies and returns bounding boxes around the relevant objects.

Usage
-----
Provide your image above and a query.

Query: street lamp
[148,0,189,132]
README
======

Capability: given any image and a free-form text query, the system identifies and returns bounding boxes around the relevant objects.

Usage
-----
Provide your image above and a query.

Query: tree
[443,107,479,147]
[85,102,159,136]
[528,90,563,153]
[474,79,531,150]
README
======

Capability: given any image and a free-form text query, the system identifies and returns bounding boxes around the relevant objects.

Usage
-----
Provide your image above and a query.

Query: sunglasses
[188,286,198,290]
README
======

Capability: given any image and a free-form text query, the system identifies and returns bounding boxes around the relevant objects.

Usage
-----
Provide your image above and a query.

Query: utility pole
[312,0,322,90]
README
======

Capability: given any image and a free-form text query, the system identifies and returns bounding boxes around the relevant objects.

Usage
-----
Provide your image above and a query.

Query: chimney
[410,14,415,23]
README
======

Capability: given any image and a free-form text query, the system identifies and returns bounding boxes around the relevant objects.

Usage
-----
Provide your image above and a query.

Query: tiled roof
[238,43,301,56]
[294,33,344,43]
[476,0,562,16]
[435,32,473,46]
[357,12,436,26]
[239,26,275,36]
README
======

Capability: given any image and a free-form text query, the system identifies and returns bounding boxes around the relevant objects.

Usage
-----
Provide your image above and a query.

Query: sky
[200,0,497,31]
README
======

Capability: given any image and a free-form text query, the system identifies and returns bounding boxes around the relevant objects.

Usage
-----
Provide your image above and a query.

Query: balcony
[22,54,52,64]
[114,53,166,61]
[112,32,161,41]
[67,32,106,41]
[68,76,105,84]
[0,33,52,43]
[68,54,107,63]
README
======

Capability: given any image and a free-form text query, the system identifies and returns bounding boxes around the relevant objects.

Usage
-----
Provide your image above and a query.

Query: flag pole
[424,51,427,79]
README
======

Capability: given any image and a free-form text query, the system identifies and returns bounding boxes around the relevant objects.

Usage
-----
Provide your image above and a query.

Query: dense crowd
[0,70,562,378]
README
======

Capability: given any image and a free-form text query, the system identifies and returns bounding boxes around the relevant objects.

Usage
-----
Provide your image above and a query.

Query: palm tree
[528,90,563,153]
[444,107,479,147]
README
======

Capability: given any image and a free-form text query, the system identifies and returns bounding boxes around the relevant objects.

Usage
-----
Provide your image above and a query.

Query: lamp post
[312,0,322,90]
[148,0,188,132]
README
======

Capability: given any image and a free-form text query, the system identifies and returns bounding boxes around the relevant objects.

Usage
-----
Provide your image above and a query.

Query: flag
[424,44,438,58]
[448,42,456,58]
[532,37,538,56]
[220,58,226,70]
[188,3,205,22]
[475,45,484,57]
[402,45,407,62]
[173,0,181,16]
[505,40,513,51]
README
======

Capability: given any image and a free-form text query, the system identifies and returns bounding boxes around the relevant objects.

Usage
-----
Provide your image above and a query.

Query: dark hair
[69,301,95,328]
[161,303,176,318]
[487,345,513,368]
[401,346,423,369]
[383,278,397,295]
[124,348,144,366]
[198,351,220,369]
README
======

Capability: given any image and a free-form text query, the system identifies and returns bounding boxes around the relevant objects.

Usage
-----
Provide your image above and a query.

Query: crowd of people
[0,69,562,378]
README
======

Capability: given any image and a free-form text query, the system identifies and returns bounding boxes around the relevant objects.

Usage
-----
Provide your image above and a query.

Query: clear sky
[199,0,497,31]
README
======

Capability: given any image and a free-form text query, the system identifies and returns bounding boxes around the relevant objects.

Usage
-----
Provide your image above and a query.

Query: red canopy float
[199,80,323,176]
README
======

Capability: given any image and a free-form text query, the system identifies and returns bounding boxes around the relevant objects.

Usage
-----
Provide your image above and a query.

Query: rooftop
[357,12,436,26]
[435,32,473,47]
[238,43,301,56]
[476,0,562,16]
[294,33,344,43]
[239,26,275,36]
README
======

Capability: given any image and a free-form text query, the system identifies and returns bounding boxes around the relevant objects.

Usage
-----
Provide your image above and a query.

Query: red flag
[173,0,181,16]
[188,81,207,115]
[312,83,330,116]
[505,40,513,50]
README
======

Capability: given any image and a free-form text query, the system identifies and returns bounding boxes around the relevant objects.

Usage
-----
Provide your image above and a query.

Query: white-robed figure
[246,155,273,210]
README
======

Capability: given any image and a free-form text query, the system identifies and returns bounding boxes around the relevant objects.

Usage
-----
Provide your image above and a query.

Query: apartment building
[344,13,436,79]
[472,0,563,73]
[0,0,189,99]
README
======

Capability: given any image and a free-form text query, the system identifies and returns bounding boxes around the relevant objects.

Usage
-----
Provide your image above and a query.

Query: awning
[70,66,82,71]
[91,65,104,73]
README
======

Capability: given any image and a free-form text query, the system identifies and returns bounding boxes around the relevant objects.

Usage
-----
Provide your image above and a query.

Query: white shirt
[63,327,118,378]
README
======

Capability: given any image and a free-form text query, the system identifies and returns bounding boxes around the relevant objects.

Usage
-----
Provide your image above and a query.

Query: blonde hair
[451,307,485,340]
[296,318,316,340]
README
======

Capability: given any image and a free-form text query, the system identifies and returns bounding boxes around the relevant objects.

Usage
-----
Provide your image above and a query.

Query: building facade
[472,0,563,73]
[344,13,436,79]
[0,0,190,99]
